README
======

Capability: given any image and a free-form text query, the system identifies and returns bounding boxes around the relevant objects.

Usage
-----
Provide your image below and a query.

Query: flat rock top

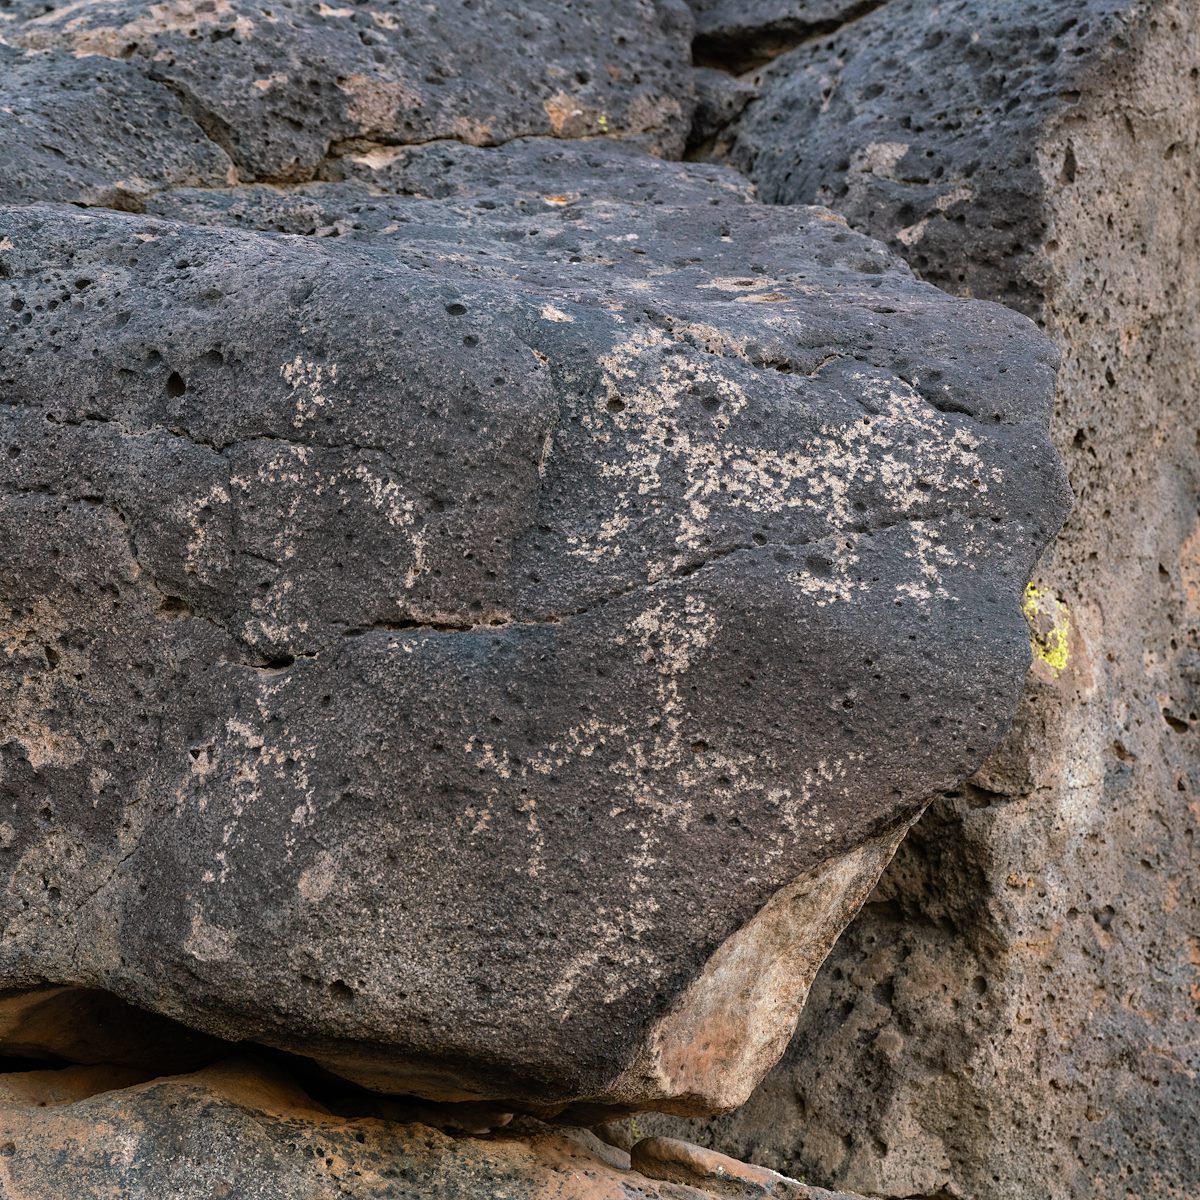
[0,0,1070,1118]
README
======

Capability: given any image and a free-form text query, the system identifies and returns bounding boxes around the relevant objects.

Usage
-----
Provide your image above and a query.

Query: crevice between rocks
[67,70,667,215]
[691,0,894,76]
[0,985,520,1131]
[145,71,243,181]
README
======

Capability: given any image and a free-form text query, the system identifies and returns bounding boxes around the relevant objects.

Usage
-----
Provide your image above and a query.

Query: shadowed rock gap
[691,0,893,75]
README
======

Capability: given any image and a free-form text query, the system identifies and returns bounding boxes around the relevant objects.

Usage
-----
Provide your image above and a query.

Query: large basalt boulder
[0,122,1067,1116]
[704,0,1164,316]
[659,0,1200,1194]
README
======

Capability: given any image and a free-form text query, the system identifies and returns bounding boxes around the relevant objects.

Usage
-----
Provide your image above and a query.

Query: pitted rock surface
[0,136,1067,1112]
[0,0,694,198]
[711,0,1148,313]
[0,0,1073,1126]
[0,43,236,209]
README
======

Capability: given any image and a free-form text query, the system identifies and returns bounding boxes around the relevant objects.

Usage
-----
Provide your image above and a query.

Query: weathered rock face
[656,1,1200,1195]
[0,1057,871,1200]
[0,135,1067,1112]
[706,0,1171,317]
[0,0,695,195]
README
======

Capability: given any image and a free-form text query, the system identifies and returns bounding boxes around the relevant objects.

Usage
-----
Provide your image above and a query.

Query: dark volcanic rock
[661,1,1200,1196]
[152,135,758,218]
[0,44,236,208]
[688,68,760,151]
[0,134,1067,1114]
[715,0,1149,313]
[0,0,695,196]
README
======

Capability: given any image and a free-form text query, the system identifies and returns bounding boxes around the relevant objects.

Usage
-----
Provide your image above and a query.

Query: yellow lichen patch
[1023,582,1070,673]
[543,92,608,139]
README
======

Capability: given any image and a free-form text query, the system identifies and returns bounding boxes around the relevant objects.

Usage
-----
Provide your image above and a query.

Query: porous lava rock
[0,0,695,191]
[657,0,1200,1195]
[703,0,1171,316]
[0,128,1067,1115]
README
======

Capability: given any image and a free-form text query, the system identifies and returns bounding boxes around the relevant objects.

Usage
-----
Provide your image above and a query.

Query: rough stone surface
[0,1058,871,1200]
[654,1,1200,1195]
[0,43,237,209]
[707,0,1189,316]
[0,136,1066,1112]
[689,68,761,150]
[1,0,696,181]
[0,1,1108,1195]
[0,0,1188,1185]
[146,136,758,221]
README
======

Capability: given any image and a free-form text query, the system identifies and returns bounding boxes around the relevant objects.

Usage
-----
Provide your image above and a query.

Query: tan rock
[0,1059,870,1200]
